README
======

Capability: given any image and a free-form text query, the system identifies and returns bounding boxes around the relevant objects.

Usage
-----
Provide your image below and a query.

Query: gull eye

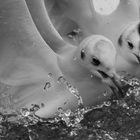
[80,49,85,60]
[118,35,123,46]
[138,23,140,35]
[92,57,100,66]
[127,41,134,50]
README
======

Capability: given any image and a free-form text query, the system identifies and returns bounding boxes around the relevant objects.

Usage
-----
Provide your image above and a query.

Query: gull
[116,21,140,77]
[0,0,121,117]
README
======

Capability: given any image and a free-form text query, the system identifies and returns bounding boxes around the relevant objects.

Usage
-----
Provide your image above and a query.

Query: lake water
[0,74,140,140]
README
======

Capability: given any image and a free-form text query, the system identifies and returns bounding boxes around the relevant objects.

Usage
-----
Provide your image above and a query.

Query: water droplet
[57,76,66,84]
[30,104,40,112]
[68,86,77,94]
[128,78,140,86]
[104,101,111,106]
[21,108,30,117]
[96,120,102,128]
[44,82,51,90]
[70,130,77,136]
[48,73,53,78]
[104,134,114,140]
[118,100,129,109]
[58,107,64,113]
[64,109,71,117]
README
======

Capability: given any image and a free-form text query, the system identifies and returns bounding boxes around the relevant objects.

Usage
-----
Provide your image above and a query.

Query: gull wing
[0,0,61,86]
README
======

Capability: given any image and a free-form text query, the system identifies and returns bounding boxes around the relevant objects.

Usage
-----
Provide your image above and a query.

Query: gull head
[118,21,140,65]
[79,35,123,96]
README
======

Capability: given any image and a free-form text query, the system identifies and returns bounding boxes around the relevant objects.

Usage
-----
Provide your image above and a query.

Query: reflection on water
[0,74,140,139]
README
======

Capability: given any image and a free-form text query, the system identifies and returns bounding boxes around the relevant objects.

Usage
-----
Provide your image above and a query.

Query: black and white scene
[0,0,140,139]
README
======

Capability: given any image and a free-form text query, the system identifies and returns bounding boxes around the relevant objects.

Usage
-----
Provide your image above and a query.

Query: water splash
[1,75,140,139]
[56,76,85,132]
[57,76,84,109]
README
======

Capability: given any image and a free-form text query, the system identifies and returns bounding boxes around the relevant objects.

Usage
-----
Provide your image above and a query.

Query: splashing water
[1,74,140,139]
[57,76,84,109]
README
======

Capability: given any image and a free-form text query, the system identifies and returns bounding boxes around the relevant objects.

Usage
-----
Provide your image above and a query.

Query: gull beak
[108,71,125,98]
[134,53,140,64]
[97,70,124,98]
